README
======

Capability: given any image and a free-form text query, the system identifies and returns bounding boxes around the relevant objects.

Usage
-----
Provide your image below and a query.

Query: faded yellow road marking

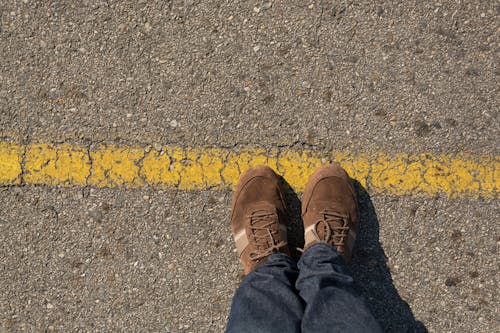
[0,142,23,185]
[0,141,498,199]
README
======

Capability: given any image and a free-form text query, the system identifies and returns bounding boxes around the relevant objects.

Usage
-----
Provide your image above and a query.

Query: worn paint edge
[0,142,498,199]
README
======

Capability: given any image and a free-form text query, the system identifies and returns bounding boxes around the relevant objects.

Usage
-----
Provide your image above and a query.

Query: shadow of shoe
[349,180,428,333]
[279,176,304,261]
[280,175,428,332]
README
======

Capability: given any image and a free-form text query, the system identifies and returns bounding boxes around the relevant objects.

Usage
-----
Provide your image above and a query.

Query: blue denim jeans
[226,243,382,333]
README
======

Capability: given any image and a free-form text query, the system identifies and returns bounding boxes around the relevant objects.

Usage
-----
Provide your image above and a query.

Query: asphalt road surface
[1,1,498,332]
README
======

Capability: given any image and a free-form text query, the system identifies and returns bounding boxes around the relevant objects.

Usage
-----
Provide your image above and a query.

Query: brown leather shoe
[230,166,290,275]
[302,164,359,262]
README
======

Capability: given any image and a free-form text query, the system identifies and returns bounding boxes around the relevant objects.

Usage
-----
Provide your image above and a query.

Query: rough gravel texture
[0,0,498,332]
[0,187,498,332]
[1,0,498,154]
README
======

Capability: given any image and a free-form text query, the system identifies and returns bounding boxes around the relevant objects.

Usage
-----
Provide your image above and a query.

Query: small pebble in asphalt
[445,276,460,287]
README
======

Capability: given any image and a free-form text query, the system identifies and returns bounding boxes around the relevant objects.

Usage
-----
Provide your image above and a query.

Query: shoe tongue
[245,201,279,249]
[313,202,348,241]
[315,220,331,242]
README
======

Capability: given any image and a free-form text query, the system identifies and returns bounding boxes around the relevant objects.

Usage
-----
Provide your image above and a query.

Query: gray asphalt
[1,1,498,332]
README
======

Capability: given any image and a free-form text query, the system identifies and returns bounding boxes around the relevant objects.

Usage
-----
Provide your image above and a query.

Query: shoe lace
[247,211,287,262]
[315,209,350,250]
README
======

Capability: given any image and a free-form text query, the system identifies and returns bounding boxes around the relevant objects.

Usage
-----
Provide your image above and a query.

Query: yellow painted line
[0,141,498,199]
[0,142,23,185]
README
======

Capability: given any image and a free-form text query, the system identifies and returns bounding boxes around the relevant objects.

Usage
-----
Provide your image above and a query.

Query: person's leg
[225,253,303,333]
[296,243,382,333]
[226,166,303,332]
[298,164,382,332]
